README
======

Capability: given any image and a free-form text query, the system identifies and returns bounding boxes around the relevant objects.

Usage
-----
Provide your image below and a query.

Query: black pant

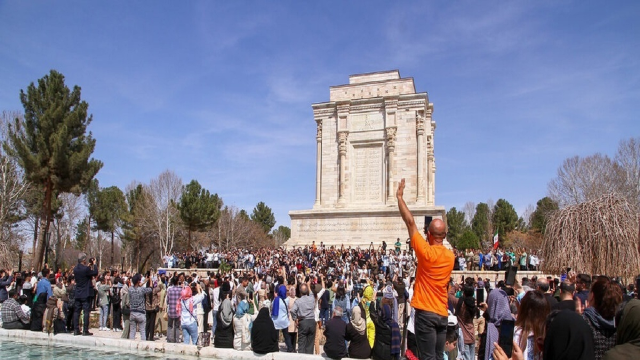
[283,328,294,352]
[145,309,157,340]
[415,309,447,360]
[297,319,316,354]
[203,309,210,331]
[65,302,74,330]
[3,320,29,330]
[288,331,297,352]
[73,297,92,333]
[112,304,122,330]
[167,316,181,343]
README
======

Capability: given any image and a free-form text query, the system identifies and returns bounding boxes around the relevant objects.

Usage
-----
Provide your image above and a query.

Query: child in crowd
[19,295,31,317]
[443,326,459,360]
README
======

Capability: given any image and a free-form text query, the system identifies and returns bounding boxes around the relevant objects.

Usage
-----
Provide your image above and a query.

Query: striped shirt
[291,294,316,321]
[166,285,182,318]
[1,298,29,324]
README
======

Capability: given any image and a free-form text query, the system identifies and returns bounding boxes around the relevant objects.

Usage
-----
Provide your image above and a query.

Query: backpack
[202,291,212,313]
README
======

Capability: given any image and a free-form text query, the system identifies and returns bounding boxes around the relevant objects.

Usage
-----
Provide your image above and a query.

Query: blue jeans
[319,308,330,327]
[415,309,448,360]
[100,304,109,328]
[461,343,476,360]
[212,310,218,334]
[182,321,198,345]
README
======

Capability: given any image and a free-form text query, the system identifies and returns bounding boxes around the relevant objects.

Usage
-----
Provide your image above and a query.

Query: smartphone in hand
[498,319,515,358]
[476,288,485,305]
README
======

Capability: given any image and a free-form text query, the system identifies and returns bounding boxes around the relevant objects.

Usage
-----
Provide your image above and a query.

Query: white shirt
[212,287,221,311]
[180,293,205,326]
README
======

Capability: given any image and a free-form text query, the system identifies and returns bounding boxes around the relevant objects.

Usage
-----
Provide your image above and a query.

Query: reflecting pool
[0,339,195,360]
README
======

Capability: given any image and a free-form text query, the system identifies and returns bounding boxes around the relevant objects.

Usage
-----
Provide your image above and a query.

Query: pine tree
[93,186,127,266]
[445,207,468,247]
[177,180,222,249]
[530,197,559,234]
[471,202,490,245]
[4,70,102,269]
[492,199,519,244]
[250,201,276,234]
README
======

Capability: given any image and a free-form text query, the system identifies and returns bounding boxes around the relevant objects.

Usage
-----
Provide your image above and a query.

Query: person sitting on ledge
[251,304,279,354]
[1,289,30,329]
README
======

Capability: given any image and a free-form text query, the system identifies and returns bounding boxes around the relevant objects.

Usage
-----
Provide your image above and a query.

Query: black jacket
[371,306,392,360]
[251,308,279,354]
[0,275,13,302]
[73,263,98,299]
[214,311,234,349]
[345,322,371,359]
[324,316,348,359]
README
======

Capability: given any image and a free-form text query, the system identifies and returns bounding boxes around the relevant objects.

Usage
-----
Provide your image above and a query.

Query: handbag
[163,311,168,321]
[197,331,210,347]
[122,305,131,316]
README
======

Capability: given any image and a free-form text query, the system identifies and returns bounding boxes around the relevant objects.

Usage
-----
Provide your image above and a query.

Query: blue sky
[1,1,638,228]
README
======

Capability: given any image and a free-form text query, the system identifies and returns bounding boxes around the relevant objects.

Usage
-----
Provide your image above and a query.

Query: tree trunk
[54,220,61,271]
[111,230,114,267]
[188,228,191,250]
[33,181,53,270]
[84,215,91,252]
[138,248,155,274]
[136,237,140,272]
[32,218,39,262]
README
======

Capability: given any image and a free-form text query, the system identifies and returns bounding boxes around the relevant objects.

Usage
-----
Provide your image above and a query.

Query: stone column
[386,127,397,203]
[313,119,323,208]
[337,131,349,205]
[427,115,436,205]
[416,112,426,203]
[427,104,435,205]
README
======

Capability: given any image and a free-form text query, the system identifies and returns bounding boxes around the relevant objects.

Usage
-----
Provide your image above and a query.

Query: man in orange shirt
[397,178,455,360]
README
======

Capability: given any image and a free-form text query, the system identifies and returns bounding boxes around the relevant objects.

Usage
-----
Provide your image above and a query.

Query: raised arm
[396,179,418,239]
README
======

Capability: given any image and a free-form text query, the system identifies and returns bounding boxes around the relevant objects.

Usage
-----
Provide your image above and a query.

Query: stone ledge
[0,329,349,359]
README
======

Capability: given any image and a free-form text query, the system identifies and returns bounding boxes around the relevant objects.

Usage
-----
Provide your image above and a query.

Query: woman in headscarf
[120,278,130,339]
[178,283,204,345]
[155,282,166,338]
[456,284,479,360]
[483,287,513,360]
[603,299,640,360]
[333,285,351,323]
[381,283,399,324]
[271,284,291,351]
[286,285,298,353]
[345,306,372,359]
[582,276,623,360]
[371,303,401,360]
[251,306,279,354]
[361,285,376,349]
[544,310,595,360]
[233,290,253,350]
[214,286,234,348]
[514,290,550,360]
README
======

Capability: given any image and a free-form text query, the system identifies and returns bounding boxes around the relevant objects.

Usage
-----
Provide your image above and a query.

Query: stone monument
[288,70,446,248]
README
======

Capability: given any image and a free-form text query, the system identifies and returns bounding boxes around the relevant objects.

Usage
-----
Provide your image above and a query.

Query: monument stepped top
[349,70,401,84]
[328,70,418,102]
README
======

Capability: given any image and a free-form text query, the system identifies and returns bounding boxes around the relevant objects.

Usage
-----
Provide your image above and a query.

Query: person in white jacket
[178,283,205,345]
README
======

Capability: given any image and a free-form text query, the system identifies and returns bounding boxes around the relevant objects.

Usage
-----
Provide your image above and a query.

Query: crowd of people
[0,180,638,360]
[451,249,541,272]
[0,246,639,359]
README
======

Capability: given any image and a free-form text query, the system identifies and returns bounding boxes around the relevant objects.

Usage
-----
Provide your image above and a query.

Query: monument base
[287,206,447,249]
